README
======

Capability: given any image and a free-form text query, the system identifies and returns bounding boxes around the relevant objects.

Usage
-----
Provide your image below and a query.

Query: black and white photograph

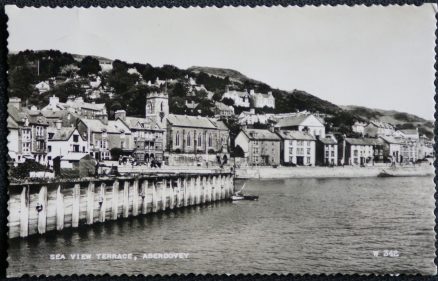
[5,5,437,276]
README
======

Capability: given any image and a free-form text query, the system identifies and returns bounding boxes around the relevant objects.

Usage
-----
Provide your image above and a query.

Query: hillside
[188,66,263,85]
[341,105,434,137]
[7,49,431,137]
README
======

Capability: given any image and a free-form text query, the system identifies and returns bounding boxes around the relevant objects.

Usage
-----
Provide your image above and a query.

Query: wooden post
[111,180,119,220]
[207,176,212,202]
[197,176,202,204]
[141,180,148,214]
[212,176,216,202]
[191,177,196,205]
[123,181,129,218]
[219,175,223,200]
[202,176,207,204]
[99,183,106,222]
[161,179,167,211]
[152,180,158,212]
[19,186,29,237]
[86,182,95,225]
[37,185,48,234]
[132,179,139,216]
[177,178,182,208]
[169,180,175,210]
[72,184,80,228]
[56,185,64,231]
[183,178,188,207]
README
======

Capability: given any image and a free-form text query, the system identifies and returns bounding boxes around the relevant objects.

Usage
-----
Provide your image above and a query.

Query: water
[8,177,436,276]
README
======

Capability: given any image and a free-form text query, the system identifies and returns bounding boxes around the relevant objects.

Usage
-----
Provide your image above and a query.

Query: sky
[6,5,437,120]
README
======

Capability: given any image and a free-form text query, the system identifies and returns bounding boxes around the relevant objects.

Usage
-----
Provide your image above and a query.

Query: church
[144,89,230,166]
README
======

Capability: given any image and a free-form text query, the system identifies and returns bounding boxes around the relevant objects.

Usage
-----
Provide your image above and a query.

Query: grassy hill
[341,105,434,137]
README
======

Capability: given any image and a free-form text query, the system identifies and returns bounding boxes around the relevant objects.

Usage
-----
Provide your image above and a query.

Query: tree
[78,56,101,77]
[212,91,223,102]
[233,145,245,158]
[222,97,234,106]
[8,65,36,100]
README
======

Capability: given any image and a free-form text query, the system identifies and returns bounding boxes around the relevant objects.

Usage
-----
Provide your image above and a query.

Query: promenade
[235,164,434,179]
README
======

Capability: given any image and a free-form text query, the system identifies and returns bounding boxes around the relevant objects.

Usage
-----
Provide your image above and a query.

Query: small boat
[231,183,259,201]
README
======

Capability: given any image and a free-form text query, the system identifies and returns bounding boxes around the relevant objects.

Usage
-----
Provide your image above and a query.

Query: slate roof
[8,104,49,126]
[345,138,382,146]
[243,129,280,141]
[379,136,404,145]
[80,119,131,134]
[122,117,163,131]
[167,114,216,129]
[400,129,418,135]
[277,130,315,141]
[318,136,338,145]
[274,115,319,128]
[208,119,229,131]
[47,127,78,141]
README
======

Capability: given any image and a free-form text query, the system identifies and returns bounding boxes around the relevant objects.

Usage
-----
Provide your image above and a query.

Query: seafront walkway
[235,164,434,179]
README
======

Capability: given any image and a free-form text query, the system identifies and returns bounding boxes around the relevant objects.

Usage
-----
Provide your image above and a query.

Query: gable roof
[8,104,49,126]
[274,114,323,128]
[79,118,131,134]
[122,117,163,131]
[276,130,315,141]
[400,129,418,135]
[167,114,217,129]
[242,129,280,141]
[47,127,78,141]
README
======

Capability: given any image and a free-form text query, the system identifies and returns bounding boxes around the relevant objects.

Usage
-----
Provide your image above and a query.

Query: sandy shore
[235,165,434,179]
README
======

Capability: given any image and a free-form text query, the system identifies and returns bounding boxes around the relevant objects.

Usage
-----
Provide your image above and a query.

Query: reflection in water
[8,177,436,276]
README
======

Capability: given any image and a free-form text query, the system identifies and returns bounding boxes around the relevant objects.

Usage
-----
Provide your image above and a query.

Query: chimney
[9,97,21,111]
[250,108,255,114]
[115,109,126,121]
[55,119,62,130]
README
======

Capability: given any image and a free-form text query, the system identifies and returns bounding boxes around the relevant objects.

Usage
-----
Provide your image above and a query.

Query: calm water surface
[8,177,436,276]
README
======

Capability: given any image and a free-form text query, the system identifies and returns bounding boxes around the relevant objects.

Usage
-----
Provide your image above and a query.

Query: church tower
[145,90,169,127]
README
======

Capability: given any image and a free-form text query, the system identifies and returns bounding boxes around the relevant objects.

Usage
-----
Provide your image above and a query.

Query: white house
[47,121,88,167]
[249,90,275,109]
[222,90,251,108]
[343,138,375,166]
[35,81,51,94]
[352,121,366,136]
[274,114,325,138]
[379,136,403,163]
[276,130,316,166]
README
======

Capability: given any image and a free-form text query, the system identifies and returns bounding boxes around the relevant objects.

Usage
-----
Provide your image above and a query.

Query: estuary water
[8,176,436,276]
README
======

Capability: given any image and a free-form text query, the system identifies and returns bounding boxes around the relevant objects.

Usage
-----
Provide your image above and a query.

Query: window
[325,151,329,157]
[307,148,311,155]
[297,148,304,155]
[48,133,54,140]
[289,156,293,163]
[82,146,86,153]
[73,145,80,152]
[48,145,52,152]
[289,147,293,155]
[175,132,180,146]
[197,134,202,147]
[208,134,213,147]
[307,141,311,146]
[331,151,334,157]
[187,133,191,147]
[121,141,125,149]
[297,141,303,146]
[306,157,310,164]
[73,135,79,142]
[353,150,358,157]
